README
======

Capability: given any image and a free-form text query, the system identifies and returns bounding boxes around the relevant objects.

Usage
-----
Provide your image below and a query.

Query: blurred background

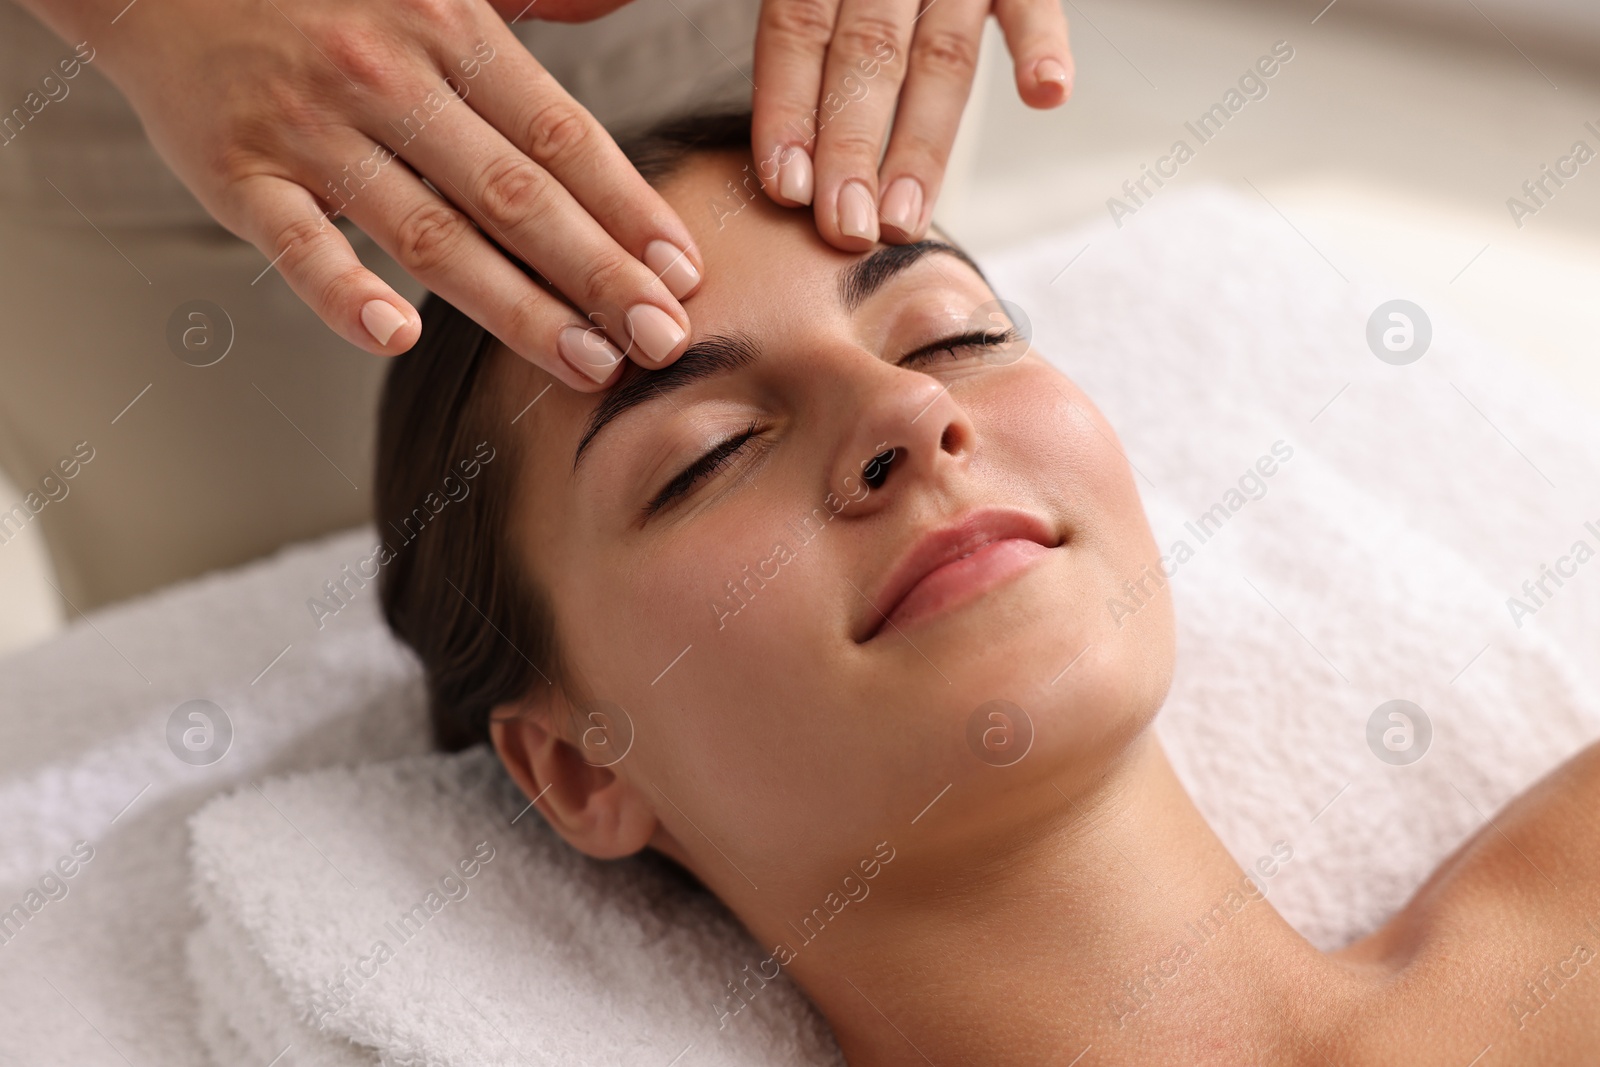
[2,0,1597,654]
[938,0,1600,412]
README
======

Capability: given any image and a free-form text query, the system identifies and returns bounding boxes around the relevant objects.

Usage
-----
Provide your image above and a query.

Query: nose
[827,364,974,516]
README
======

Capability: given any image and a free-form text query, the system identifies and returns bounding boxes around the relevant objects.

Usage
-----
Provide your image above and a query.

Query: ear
[489,694,660,861]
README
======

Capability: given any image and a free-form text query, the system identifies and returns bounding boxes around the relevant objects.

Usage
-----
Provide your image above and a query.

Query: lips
[857,508,1059,642]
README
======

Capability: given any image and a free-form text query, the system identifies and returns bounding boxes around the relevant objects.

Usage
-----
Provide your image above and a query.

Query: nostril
[862,447,897,490]
[939,424,958,454]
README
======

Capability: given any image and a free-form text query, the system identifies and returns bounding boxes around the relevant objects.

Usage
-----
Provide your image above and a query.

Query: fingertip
[752,142,787,205]
[815,214,879,252]
[836,179,880,245]
[879,221,927,245]
[878,176,926,243]
[586,360,627,389]
[360,298,420,354]
[570,359,626,391]
[556,324,627,389]
[644,239,703,301]
[771,145,815,207]
[1026,56,1074,107]
[625,303,690,367]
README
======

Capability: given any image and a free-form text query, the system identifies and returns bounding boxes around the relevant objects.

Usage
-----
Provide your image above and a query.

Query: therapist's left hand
[752,0,1073,248]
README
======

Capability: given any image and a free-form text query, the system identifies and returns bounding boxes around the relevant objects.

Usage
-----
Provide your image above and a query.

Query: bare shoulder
[1334,740,1600,1065]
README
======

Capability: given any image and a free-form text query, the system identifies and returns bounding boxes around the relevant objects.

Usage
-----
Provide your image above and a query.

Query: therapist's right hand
[43,0,700,389]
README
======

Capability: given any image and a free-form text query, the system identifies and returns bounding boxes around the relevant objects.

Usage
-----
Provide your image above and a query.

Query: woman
[376,111,1600,1065]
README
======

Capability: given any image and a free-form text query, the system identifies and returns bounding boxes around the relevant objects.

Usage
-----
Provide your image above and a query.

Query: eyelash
[645,419,764,516]
[643,327,1020,515]
[897,325,1022,367]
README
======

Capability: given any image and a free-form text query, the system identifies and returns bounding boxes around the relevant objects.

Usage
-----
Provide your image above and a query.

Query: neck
[765,733,1348,1066]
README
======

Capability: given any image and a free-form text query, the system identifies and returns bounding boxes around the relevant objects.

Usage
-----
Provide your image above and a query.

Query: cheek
[560,492,843,743]
[578,513,862,849]
[966,362,1148,545]
[965,360,1175,690]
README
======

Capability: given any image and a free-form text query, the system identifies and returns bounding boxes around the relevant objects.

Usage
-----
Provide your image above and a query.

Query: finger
[458,30,705,301]
[751,0,845,207]
[810,0,918,250]
[875,0,989,242]
[380,78,691,370]
[315,139,629,392]
[228,172,424,356]
[993,0,1074,108]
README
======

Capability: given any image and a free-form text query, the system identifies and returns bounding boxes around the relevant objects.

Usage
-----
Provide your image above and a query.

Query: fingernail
[1035,57,1071,93]
[838,180,878,241]
[626,304,687,365]
[879,177,923,236]
[779,146,814,205]
[360,299,409,346]
[644,239,701,300]
[558,325,624,384]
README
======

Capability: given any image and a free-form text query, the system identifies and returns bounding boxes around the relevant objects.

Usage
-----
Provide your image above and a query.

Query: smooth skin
[15,0,1070,391]
[485,149,1600,1066]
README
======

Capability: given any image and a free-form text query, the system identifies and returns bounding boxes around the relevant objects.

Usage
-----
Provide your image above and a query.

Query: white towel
[187,748,846,1066]
[2,186,1597,1065]
[0,526,430,1066]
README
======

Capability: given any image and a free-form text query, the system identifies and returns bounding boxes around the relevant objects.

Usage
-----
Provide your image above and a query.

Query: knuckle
[393,200,471,275]
[395,0,468,29]
[575,252,630,306]
[265,212,340,278]
[212,84,323,182]
[834,14,905,64]
[504,289,551,348]
[521,102,594,163]
[322,264,373,309]
[209,135,268,188]
[761,0,835,46]
[321,23,409,96]
[893,128,949,172]
[269,214,336,271]
[909,28,978,79]
[823,127,887,162]
[258,76,326,139]
[476,156,551,228]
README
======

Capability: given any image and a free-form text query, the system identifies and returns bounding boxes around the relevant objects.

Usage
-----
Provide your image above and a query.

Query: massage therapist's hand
[753,0,1073,247]
[18,0,698,390]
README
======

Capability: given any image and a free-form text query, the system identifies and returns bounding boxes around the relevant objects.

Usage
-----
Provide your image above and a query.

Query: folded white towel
[3,185,1597,1065]
[0,526,429,1066]
[188,747,845,1065]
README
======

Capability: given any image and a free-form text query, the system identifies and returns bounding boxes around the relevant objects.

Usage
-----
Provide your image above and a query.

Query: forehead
[488,151,849,440]
[665,149,864,324]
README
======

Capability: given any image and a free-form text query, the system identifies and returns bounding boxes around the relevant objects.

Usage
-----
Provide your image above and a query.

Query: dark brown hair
[375,108,754,752]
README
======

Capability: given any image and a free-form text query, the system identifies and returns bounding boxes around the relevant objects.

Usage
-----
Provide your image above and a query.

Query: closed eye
[644,420,763,516]
[641,327,1019,517]
[897,326,1023,368]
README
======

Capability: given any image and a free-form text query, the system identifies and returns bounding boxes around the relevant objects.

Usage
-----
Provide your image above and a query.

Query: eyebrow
[840,239,988,312]
[571,240,987,473]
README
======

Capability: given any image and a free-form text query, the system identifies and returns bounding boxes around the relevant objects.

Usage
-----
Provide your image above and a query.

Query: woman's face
[493,149,1174,910]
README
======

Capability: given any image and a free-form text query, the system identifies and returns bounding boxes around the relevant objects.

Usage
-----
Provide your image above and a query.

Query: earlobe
[488,696,661,861]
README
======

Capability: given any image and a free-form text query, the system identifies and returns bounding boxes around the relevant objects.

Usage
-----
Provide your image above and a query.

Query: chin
[882,561,1168,771]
